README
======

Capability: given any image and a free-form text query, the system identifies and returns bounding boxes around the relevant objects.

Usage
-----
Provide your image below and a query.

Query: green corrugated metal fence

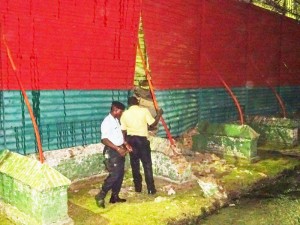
[155,89,199,137]
[246,87,279,116]
[1,87,299,154]
[198,88,247,123]
[280,86,300,114]
[0,91,4,150]
[1,90,128,154]
[198,87,289,123]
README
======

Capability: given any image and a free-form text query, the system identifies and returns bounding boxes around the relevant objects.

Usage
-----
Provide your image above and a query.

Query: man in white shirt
[95,101,132,208]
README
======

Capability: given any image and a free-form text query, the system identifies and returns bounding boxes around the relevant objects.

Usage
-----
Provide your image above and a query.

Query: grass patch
[200,197,300,225]
[68,178,212,225]
[0,213,14,225]
[220,155,300,191]
[67,153,300,225]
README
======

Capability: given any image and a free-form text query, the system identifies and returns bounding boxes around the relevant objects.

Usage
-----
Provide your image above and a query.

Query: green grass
[220,155,300,191]
[67,153,300,225]
[0,213,14,225]
[200,197,300,225]
[68,178,212,225]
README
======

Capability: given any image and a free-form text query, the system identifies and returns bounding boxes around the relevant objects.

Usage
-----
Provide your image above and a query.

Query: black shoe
[109,195,126,203]
[95,197,105,208]
[148,189,157,195]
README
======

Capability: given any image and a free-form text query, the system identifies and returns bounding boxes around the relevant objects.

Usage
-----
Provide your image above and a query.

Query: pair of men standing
[95,96,163,208]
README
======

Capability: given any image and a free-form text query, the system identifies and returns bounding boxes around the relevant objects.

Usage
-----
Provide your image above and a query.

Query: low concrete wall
[30,137,193,184]
[149,136,193,183]
[192,121,259,159]
[37,144,107,181]
[246,116,299,148]
[0,150,72,225]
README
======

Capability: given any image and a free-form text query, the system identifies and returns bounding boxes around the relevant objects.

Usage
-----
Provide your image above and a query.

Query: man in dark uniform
[95,101,132,208]
[121,96,163,195]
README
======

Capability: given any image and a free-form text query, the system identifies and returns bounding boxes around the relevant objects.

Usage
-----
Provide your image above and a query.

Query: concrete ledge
[192,121,259,159]
[0,150,72,225]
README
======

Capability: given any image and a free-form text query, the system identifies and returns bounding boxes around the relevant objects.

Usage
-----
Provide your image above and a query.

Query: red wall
[0,0,140,90]
[143,0,300,89]
[1,0,300,90]
[246,6,281,87]
[200,0,247,87]
[280,17,300,86]
[199,0,300,88]
[142,0,201,89]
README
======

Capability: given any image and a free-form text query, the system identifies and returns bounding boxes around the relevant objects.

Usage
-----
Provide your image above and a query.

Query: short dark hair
[128,96,139,106]
[111,101,125,110]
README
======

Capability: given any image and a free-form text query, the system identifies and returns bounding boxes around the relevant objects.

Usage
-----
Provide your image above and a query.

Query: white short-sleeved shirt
[101,113,124,146]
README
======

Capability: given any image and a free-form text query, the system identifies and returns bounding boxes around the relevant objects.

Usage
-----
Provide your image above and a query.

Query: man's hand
[149,108,164,130]
[157,108,164,116]
[116,147,127,157]
[124,142,133,153]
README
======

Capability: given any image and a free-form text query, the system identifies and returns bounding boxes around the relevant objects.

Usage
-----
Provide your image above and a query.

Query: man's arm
[149,108,163,130]
[122,130,133,152]
[101,138,127,157]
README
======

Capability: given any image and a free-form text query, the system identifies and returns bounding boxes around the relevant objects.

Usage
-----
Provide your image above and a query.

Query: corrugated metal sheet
[0,0,140,90]
[198,88,247,123]
[0,91,4,150]
[1,0,300,91]
[155,86,299,136]
[1,86,300,153]
[246,87,279,116]
[200,1,300,88]
[155,89,199,137]
[200,0,247,88]
[246,6,281,87]
[1,90,128,154]
[198,87,286,123]
[280,17,300,86]
[152,87,285,136]
[142,0,201,89]
[1,0,300,155]
[1,91,36,153]
[280,86,300,113]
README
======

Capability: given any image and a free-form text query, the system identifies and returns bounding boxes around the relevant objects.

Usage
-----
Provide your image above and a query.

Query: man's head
[110,101,125,118]
[128,96,139,106]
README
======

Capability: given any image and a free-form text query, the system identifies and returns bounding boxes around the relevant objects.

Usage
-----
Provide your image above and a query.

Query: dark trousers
[127,135,155,191]
[100,146,125,198]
